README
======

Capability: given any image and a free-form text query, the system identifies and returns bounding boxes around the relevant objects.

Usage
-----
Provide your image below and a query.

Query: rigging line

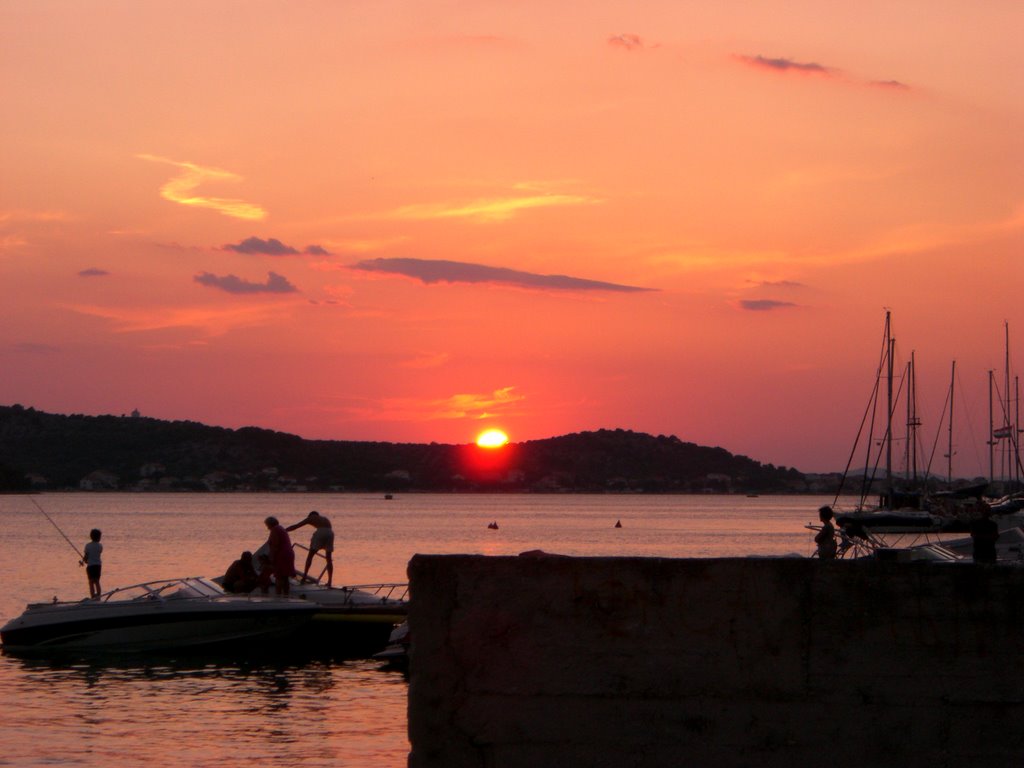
[952,363,987,479]
[866,364,909,491]
[836,368,881,508]
[26,495,84,560]
[924,378,952,482]
[835,312,894,508]
[836,326,888,507]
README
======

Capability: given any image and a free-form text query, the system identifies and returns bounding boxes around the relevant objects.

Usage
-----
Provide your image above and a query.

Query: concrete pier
[407,554,1024,768]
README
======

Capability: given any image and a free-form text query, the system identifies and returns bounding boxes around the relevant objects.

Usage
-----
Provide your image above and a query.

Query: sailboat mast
[1011,376,1019,489]
[989,370,995,484]
[1006,321,1011,440]
[909,358,917,483]
[886,326,894,497]
[906,353,919,483]
[947,360,955,484]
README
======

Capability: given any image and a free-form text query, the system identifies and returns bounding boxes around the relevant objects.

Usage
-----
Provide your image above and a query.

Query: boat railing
[289,543,409,602]
[337,583,410,604]
[82,576,224,604]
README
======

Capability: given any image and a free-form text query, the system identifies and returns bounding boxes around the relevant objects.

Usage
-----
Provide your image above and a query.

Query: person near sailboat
[815,507,837,560]
[969,505,999,564]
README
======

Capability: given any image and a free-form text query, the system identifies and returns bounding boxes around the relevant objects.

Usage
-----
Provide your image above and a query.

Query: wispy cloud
[222,236,330,256]
[869,79,911,91]
[137,154,266,221]
[351,257,655,293]
[0,210,71,225]
[608,33,653,52]
[78,268,109,278]
[736,54,912,91]
[737,54,833,76]
[194,271,298,295]
[65,302,292,336]
[738,299,798,312]
[11,342,59,354]
[389,190,600,223]
[747,279,804,289]
[345,386,525,423]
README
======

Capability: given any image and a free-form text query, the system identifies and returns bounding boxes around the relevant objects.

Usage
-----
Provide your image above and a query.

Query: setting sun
[476,428,509,449]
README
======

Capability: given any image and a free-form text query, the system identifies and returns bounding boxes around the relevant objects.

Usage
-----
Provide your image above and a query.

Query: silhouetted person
[82,528,103,598]
[815,506,837,560]
[970,506,999,564]
[222,551,259,593]
[286,510,335,587]
[264,516,296,595]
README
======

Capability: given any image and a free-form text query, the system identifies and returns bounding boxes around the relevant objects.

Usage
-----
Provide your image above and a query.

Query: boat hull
[1,599,316,653]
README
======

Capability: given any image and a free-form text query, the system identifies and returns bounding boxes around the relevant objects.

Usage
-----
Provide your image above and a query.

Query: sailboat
[822,312,990,554]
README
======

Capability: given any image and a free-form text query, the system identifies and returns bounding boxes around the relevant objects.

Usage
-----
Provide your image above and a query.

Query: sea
[0,492,836,767]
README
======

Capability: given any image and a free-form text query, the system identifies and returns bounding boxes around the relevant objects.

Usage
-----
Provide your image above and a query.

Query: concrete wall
[407,554,1024,768]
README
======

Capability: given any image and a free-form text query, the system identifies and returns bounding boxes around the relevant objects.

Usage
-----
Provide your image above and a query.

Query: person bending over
[286,510,335,587]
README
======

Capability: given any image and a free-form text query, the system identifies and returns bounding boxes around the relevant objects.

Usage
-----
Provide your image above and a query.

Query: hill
[0,404,808,493]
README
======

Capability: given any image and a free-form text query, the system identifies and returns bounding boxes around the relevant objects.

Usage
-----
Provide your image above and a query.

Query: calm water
[0,493,831,766]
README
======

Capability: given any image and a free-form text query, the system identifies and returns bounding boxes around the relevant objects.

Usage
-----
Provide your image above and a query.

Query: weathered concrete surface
[407,555,1024,768]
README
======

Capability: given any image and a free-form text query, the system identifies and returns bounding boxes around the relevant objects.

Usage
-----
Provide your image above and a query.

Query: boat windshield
[99,577,226,602]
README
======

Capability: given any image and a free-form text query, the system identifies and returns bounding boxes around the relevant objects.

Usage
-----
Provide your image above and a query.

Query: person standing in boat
[286,510,335,587]
[263,516,296,595]
[815,506,838,560]
[82,528,103,598]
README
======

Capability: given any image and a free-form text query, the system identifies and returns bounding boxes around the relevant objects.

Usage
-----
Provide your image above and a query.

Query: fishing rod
[26,495,84,561]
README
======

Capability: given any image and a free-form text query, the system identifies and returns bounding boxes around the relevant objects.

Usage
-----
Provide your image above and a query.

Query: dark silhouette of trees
[0,405,806,493]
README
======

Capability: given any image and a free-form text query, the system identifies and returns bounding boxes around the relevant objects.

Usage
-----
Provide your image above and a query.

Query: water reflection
[2,652,409,766]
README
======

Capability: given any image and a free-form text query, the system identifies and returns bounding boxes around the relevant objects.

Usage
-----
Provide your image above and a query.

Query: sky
[2,0,1023,475]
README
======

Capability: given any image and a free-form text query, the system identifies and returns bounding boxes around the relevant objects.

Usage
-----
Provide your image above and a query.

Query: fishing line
[26,495,84,560]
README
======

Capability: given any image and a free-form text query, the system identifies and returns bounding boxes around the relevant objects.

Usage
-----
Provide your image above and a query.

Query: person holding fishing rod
[27,496,103,598]
[82,529,103,598]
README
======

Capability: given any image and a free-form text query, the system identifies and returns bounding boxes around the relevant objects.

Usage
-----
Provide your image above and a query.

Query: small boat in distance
[0,576,318,654]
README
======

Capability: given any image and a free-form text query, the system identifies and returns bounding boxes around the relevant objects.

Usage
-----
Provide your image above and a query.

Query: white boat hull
[1,578,317,653]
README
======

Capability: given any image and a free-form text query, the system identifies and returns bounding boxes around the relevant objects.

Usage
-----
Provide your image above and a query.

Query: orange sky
[2,1,1022,474]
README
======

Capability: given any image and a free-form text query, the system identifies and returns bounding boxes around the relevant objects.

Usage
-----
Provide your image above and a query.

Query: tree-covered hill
[0,405,808,493]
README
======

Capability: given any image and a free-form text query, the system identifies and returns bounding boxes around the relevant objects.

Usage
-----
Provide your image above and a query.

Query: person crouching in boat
[815,506,838,560]
[286,510,335,587]
[222,551,259,593]
[264,516,296,595]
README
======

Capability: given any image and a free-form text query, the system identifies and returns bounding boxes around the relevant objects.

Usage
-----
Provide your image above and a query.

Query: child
[815,506,837,560]
[83,529,103,598]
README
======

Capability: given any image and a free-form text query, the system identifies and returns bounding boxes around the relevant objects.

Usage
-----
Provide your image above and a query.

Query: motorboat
[250,578,408,656]
[372,620,410,669]
[0,576,318,654]
[221,542,409,656]
[290,579,408,619]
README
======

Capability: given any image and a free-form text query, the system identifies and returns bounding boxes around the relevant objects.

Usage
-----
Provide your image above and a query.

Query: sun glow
[476,428,509,449]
